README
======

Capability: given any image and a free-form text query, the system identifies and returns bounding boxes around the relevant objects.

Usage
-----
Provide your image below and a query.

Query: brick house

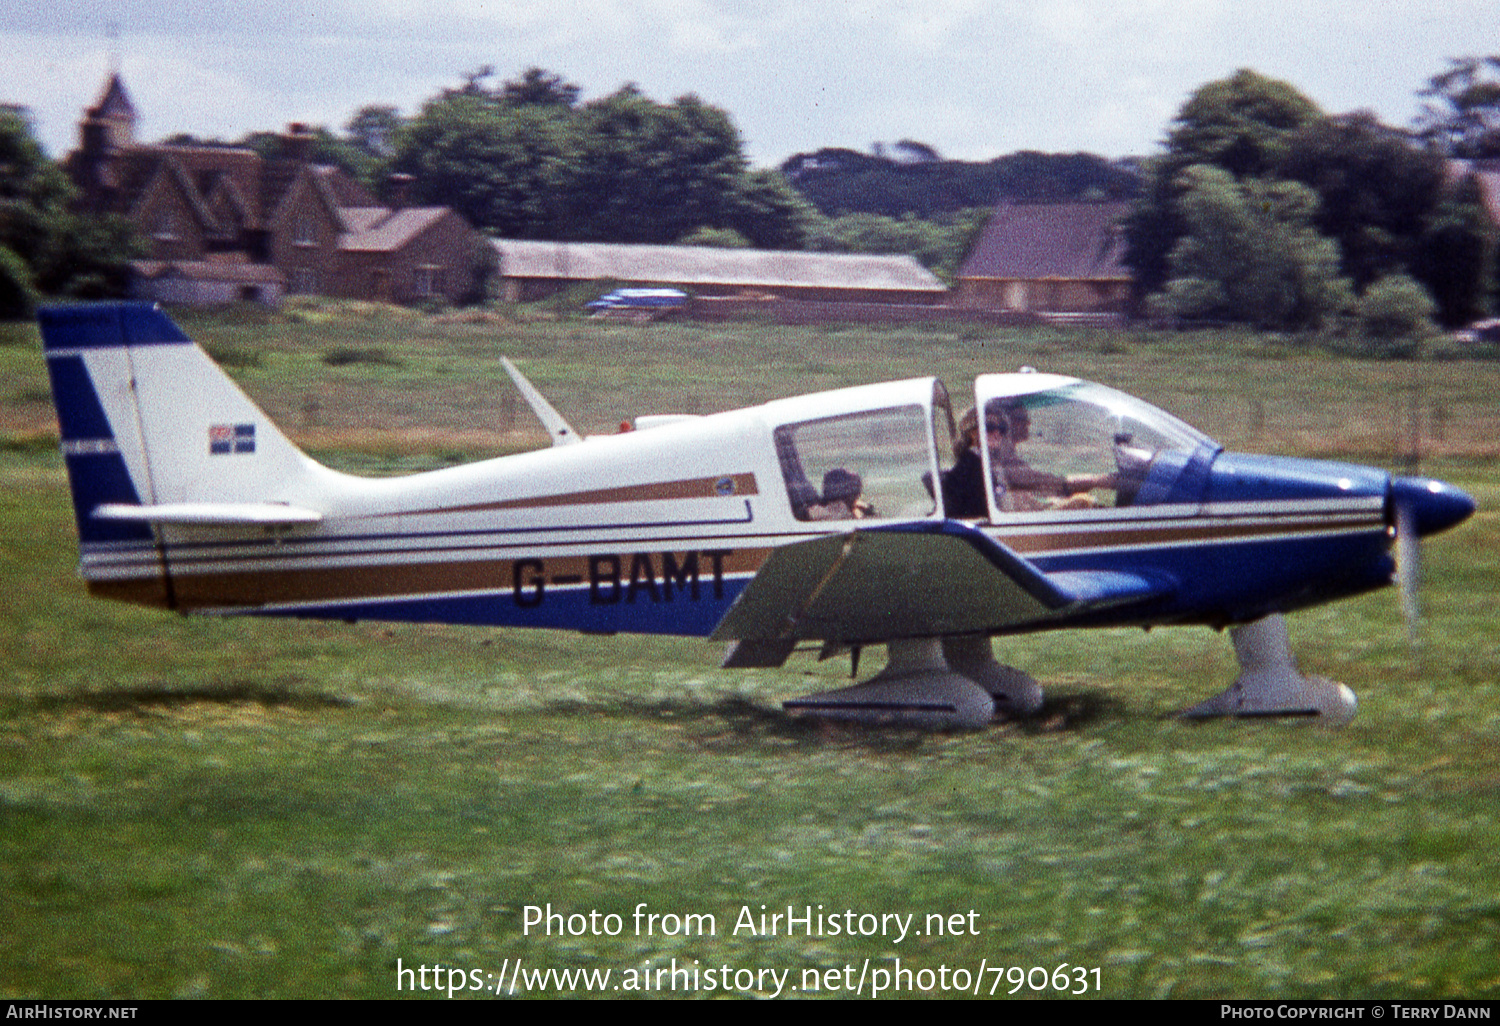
[271,170,489,303]
[66,74,489,306]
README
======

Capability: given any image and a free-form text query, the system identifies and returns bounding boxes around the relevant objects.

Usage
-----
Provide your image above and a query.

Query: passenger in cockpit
[814,468,872,519]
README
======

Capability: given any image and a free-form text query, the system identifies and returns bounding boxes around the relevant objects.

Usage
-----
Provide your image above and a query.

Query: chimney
[282,122,315,163]
[387,173,415,211]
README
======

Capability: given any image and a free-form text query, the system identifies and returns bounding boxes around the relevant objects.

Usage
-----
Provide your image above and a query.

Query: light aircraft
[39,302,1475,728]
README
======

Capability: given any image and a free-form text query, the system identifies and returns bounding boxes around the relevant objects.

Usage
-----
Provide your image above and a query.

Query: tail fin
[40,302,329,607]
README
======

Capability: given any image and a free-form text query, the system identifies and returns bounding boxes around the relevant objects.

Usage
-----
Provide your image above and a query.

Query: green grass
[1,306,1498,998]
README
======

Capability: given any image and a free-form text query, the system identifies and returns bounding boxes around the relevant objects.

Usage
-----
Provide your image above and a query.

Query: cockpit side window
[775,405,937,522]
[975,382,1218,515]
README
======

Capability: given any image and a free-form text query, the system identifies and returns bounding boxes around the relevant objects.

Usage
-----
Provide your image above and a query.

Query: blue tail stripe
[45,355,116,442]
[42,341,151,544]
[64,453,151,544]
[38,302,190,352]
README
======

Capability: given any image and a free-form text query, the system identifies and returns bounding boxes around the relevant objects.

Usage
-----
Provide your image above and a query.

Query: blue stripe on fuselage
[240,578,752,636]
[226,524,1391,638]
[1029,527,1392,627]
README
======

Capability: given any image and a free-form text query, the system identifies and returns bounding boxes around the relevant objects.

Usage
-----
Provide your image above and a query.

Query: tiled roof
[340,207,452,251]
[492,240,946,292]
[958,202,1132,280]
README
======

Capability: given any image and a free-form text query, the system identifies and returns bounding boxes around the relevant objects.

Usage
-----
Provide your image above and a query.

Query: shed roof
[492,240,946,293]
[959,201,1132,281]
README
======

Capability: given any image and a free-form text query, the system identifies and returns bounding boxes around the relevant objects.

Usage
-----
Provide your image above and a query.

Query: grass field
[1,304,1497,999]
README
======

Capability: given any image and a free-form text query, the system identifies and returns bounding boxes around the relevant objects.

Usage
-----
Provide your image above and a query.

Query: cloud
[3,0,1493,165]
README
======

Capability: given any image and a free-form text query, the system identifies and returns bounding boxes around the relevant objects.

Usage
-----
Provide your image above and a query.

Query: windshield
[955,378,1220,518]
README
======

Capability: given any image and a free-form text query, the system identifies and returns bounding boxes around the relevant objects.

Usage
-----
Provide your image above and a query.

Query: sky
[0,0,1490,168]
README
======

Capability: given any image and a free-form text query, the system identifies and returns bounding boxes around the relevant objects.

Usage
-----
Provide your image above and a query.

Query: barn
[492,239,947,305]
[953,201,1133,319]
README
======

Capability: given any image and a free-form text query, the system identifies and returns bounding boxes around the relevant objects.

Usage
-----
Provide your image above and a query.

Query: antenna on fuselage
[500,357,582,446]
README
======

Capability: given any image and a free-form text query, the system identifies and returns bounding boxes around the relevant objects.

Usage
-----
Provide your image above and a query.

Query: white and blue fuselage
[40,304,1474,703]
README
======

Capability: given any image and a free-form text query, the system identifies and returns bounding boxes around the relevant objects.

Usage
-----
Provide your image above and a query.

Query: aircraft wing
[712,520,1169,652]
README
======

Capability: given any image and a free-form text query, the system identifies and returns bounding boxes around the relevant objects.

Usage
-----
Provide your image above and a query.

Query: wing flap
[712,521,1171,644]
[1044,570,1169,607]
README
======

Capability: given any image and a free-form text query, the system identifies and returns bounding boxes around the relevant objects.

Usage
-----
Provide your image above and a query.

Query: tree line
[0,109,139,318]
[1,59,1496,328]
[1126,64,1498,334]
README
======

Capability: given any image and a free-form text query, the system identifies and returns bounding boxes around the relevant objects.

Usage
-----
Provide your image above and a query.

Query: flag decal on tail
[209,423,256,455]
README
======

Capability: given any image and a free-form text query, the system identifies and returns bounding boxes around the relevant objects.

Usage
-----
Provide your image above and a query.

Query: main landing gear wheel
[1179,614,1357,726]
[784,637,1043,730]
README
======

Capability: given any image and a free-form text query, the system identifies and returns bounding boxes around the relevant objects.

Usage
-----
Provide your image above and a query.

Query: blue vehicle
[586,288,688,318]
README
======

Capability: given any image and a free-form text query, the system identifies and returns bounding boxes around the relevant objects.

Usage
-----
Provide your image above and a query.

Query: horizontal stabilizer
[93,502,323,526]
[712,521,1171,645]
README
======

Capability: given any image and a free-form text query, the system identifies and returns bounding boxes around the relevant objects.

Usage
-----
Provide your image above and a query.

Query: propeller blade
[1394,500,1421,645]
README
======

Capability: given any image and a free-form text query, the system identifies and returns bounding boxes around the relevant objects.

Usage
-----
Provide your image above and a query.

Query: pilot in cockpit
[993,399,1116,511]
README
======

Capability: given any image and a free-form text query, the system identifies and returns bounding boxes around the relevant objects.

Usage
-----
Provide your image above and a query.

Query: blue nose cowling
[1389,476,1477,538]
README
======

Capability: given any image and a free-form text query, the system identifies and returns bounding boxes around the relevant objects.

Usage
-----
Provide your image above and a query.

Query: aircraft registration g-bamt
[39,302,1476,728]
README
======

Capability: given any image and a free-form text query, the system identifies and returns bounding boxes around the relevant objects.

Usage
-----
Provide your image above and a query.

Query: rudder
[39,302,330,608]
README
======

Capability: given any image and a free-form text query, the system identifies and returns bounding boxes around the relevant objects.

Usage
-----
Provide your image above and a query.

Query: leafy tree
[805,207,989,280]
[501,67,582,109]
[0,110,139,314]
[1163,69,1322,178]
[0,110,72,211]
[805,212,942,257]
[386,93,574,238]
[0,244,38,319]
[892,140,941,163]
[344,106,403,158]
[1127,69,1323,303]
[451,65,499,98]
[1277,112,1447,290]
[723,169,819,249]
[1354,273,1437,353]
[678,226,751,248]
[241,126,374,181]
[1416,56,1500,158]
[783,147,1137,218]
[1412,174,1497,327]
[560,87,750,244]
[381,71,815,249]
[33,211,141,299]
[1147,165,1351,329]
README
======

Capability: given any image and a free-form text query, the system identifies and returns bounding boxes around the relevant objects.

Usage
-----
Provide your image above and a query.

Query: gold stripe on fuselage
[80,503,1385,612]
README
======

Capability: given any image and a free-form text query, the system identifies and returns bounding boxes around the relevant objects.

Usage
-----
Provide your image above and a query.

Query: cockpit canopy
[771,380,952,522]
[769,373,1221,522]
